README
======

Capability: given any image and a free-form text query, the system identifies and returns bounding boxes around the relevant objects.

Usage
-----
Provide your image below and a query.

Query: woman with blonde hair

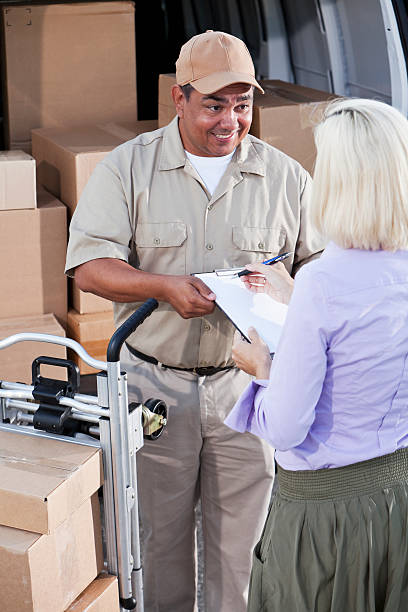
[225,98,408,611]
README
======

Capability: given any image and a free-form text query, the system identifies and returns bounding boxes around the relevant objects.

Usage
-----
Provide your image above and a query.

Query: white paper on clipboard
[193,271,288,352]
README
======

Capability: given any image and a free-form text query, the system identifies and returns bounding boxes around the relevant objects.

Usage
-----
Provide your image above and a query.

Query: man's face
[173,83,253,157]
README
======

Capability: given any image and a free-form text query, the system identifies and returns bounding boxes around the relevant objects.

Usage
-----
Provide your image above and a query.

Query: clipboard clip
[214,252,293,278]
[214,267,244,277]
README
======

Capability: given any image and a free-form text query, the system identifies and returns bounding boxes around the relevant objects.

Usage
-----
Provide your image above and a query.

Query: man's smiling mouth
[213,132,236,140]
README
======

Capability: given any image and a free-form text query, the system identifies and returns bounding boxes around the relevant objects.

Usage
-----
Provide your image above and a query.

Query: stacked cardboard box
[31,121,157,220]
[157,73,337,174]
[0,429,107,612]
[0,186,67,323]
[158,73,177,128]
[67,309,116,376]
[0,151,68,382]
[32,120,157,372]
[0,4,142,610]
[0,0,140,382]
[1,1,137,152]
[0,150,36,209]
[0,313,66,384]
[66,574,120,612]
[251,80,338,174]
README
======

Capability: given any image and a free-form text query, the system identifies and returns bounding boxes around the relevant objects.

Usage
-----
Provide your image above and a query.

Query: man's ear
[172,85,186,118]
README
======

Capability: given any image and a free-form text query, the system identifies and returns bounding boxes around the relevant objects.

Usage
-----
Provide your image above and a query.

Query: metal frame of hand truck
[0,298,162,612]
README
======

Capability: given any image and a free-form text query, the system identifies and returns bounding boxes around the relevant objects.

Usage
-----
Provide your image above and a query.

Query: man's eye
[237,104,250,111]
[208,105,221,111]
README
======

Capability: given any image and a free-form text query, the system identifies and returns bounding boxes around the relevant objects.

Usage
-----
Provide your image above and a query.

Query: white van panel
[272,0,407,113]
[379,0,408,114]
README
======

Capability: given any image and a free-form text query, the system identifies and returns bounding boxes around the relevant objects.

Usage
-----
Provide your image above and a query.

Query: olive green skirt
[248,448,408,612]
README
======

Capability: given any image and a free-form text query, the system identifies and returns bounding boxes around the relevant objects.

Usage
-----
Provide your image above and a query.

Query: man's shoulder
[95,123,169,177]
[245,134,308,177]
[114,124,166,156]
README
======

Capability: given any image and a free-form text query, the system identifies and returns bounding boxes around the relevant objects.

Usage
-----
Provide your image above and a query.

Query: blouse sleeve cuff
[254,378,269,387]
[224,379,264,433]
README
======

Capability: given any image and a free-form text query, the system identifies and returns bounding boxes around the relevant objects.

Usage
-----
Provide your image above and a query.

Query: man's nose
[218,108,239,130]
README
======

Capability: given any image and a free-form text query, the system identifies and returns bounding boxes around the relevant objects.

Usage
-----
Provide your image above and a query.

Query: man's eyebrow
[202,94,253,103]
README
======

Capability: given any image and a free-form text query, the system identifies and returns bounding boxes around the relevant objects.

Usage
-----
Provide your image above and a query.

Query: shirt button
[208,204,213,211]
[154,238,160,245]
[258,242,265,249]
[203,324,210,331]
[206,243,214,250]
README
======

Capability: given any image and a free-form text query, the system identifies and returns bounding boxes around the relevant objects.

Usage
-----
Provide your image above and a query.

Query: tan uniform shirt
[66,117,324,368]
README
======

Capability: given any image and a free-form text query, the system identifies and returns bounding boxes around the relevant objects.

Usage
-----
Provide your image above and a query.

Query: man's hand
[160,275,216,318]
[232,328,272,378]
[240,262,294,305]
[75,259,216,318]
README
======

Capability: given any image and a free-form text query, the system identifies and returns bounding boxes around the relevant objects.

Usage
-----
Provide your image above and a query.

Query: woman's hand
[241,262,294,305]
[232,328,272,379]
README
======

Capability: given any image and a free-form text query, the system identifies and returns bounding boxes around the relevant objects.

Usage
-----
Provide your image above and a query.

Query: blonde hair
[311,98,408,251]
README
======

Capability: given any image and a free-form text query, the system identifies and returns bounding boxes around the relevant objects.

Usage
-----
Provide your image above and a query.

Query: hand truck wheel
[143,398,167,440]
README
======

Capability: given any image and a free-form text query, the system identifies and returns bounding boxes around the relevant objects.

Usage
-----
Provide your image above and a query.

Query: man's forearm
[74,258,172,303]
[74,257,216,319]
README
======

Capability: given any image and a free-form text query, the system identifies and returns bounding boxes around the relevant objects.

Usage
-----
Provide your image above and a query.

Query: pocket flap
[232,226,285,252]
[136,222,187,247]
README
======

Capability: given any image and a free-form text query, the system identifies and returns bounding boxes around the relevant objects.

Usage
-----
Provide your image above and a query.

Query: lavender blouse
[225,242,408,470]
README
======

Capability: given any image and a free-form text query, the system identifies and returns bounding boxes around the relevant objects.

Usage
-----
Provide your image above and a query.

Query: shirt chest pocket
[135,222,187,275]
[231,226,286,265]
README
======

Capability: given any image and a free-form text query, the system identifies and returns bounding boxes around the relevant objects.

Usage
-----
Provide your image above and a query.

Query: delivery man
[65,30,323,612]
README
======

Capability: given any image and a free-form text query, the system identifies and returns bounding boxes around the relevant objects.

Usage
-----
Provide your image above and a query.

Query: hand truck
[0,298,165,612]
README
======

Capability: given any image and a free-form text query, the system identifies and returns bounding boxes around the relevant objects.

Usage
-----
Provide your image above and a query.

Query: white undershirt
[185,149,235,196]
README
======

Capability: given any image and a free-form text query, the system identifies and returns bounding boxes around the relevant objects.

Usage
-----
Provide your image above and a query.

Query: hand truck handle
[32,356,81,396]
[107,298,158,363]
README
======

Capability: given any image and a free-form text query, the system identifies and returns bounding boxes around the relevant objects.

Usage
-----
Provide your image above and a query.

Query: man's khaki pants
[122,347,275,612]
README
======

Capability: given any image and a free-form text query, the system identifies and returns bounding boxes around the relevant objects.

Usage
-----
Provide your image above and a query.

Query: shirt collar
[235,135,265,177]
[159,117,186,170]
[159,117,265,177]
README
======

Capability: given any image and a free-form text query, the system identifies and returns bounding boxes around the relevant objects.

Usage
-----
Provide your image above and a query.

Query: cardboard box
[0,494,103,612]
[65,574,119,612]
[0,428,102,534]
[2,2,137,152]
[0,187,67,324]
[71,282,113,315]
[0,150,36,210]
[251,80,338,174]
[158,73,177,128]
[0,313,67,384]
[67,309,115,375]
[32,121,157,215]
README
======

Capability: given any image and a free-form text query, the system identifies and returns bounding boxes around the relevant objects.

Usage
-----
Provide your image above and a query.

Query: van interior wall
[137,0,406,118]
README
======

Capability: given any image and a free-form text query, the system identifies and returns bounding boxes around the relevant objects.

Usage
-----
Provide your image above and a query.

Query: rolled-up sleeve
[226,264,328,450]
[65,156,132,277]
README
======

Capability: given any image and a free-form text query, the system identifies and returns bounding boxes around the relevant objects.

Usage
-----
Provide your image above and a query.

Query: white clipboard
[193,270,288,352]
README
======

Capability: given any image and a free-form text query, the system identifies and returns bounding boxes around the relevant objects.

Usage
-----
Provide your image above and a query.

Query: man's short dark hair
[181,83,194,101]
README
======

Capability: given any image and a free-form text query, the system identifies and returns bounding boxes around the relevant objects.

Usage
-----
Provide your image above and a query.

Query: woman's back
[304,242,408,468]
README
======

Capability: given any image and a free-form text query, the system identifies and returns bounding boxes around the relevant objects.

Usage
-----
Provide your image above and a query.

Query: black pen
[237,251,293,277]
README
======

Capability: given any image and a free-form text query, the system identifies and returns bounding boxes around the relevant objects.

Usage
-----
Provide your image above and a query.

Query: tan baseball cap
[176,30,264,94]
